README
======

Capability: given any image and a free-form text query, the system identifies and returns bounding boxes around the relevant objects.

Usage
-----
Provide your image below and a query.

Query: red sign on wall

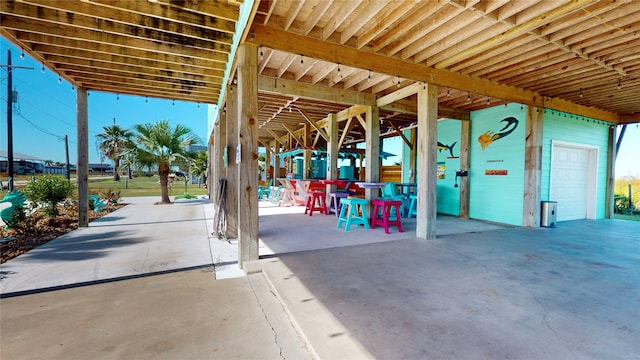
[485,169,508,175]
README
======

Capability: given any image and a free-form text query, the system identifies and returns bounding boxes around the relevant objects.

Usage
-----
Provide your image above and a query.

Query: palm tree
[96,124,132,181]
[191,151,208,188]
[133,120,198,203]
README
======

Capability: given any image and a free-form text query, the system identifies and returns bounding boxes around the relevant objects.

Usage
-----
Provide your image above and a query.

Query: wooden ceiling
[2,0,639,147]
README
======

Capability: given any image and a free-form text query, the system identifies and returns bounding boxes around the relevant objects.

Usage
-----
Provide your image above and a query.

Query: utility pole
[6,49,13,191]
[2,49,33,191]
[65,135,70,180]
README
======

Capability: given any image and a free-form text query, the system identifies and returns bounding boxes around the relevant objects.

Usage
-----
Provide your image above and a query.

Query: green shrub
[24,175,75,216]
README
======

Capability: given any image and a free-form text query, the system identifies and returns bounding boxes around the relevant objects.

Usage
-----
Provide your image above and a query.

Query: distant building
[0,150,45,174]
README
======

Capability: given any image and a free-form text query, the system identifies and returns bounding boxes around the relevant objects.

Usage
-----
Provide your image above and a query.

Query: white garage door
[550,144,596,221]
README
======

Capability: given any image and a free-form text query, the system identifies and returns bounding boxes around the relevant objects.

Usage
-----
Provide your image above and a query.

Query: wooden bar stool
[337,198,369,231]
[278,188,296,207]
[327,192,349,217]
[305,190,327,216]
[406,195,417,218]
[270,186,282,204]
[371,199,404,234]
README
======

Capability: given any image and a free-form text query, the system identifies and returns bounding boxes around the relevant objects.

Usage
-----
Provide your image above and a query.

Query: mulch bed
[0,203,126,264]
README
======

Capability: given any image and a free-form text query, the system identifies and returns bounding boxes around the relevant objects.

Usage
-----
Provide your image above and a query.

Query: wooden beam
[416,84,438,240]
[338,117,355,148]
[282,124,302,146]
[226,82,239,239]
[376,82,422,107]
[605,126,616,218]
[236,44,259,266]
[313,131,321,147]
[336,105,369,122]
[76,87,89,227]
[355,114,366,129]
[258,76,376,106]
[523,106,543,227]
[458,121,469,219]
[297,108,329,140]
[248,23,618,123]
[434,0,597,69]
[267,129,287,146]
[619,113,640,124]
[365,106,380,212]
[388,121,413,150]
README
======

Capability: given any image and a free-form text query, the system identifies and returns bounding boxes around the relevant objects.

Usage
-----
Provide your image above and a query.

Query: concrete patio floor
[1,197,638,359]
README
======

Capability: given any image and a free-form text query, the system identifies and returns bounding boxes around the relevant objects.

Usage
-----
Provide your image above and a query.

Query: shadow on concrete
[15,230,139,262]
[90,217,209,228]
[262,219,640,359]
[0,264,214,299]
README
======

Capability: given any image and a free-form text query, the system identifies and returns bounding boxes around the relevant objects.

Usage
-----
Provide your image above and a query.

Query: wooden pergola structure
[2,0,639,265]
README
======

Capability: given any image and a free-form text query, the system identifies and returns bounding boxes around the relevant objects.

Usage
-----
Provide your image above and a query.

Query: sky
[0,39,208,166]
[1,38,638,178]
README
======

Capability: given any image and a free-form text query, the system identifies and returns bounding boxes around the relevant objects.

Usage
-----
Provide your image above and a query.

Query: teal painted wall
[469,104,526,226]
[541,111,611,219]
[402,129,413,182]
[437,119,461,215]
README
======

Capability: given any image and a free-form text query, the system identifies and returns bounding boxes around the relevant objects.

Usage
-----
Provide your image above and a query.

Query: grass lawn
[89,176,209,198]
[1,174,208,199]
[614,213,640,221]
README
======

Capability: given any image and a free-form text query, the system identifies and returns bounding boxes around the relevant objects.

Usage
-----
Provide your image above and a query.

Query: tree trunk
[159,164,171,203]
[113,158,121,181]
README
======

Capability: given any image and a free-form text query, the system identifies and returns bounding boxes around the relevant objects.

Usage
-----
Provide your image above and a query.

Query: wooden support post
[409,128,417,183]
[236,44,259,267]
[605,125,616,218]
[212,106,226,208]
[365,106,380,214]
[326,113,338,194]
[76,87,89,227]
[265,146,271,181]
[303,123,311,179]
[208,136,214,201]
[523,106,544,227]
[459,120,470,219]
[416,83,438,240]
[226,81,239,239]
[274,145,281,180]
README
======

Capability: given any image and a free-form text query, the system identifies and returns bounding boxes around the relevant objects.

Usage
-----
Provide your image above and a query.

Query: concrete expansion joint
[248,275,287,360]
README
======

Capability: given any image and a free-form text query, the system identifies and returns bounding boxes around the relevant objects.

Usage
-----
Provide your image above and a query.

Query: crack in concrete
[248,276,286,360]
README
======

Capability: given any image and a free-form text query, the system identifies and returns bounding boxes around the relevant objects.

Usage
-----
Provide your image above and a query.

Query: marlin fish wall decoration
[438,141,457,157]
[477,117,519,150]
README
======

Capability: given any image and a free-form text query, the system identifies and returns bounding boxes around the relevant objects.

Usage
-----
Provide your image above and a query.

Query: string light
[259,47,264,59]
[300,55,304,64]
[396,76,400,88]
[20,48,25,60]
[617,79,621,90]
[58,77,62,84]
[172,99,175,106]
[145,97,148,103]
[467,92,471,102]
[41,65,45,74]
[116,93,119,100]
[487,97,490,105]
[447,88,450,97]
[579,88,583,98]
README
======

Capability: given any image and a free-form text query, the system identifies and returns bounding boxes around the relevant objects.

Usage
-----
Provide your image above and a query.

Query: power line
[14,108,64,140]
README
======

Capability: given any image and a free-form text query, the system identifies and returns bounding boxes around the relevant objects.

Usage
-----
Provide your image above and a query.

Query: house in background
[0,151,44,174]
